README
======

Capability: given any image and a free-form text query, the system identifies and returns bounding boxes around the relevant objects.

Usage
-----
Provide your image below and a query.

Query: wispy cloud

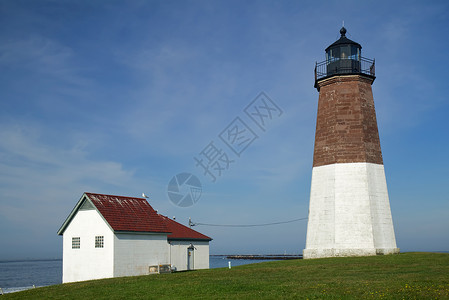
[0,35,91,87]
[0,123,143,222]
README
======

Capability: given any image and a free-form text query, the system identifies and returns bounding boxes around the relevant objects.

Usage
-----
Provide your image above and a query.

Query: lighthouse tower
[303,27,399,259]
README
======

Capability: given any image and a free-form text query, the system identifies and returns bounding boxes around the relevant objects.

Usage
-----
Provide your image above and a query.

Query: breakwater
[212,254,302,260]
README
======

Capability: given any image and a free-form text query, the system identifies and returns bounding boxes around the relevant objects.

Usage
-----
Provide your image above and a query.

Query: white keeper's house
[57,192,212,283]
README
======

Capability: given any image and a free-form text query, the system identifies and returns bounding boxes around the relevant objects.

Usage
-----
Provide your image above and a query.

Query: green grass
[4,252,449,299]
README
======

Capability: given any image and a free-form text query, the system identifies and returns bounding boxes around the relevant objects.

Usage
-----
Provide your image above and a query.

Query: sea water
[0,257,271,294]
[0,259,62,294]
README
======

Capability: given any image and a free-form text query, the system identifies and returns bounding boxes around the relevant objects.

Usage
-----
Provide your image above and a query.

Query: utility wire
[190,217,308,228]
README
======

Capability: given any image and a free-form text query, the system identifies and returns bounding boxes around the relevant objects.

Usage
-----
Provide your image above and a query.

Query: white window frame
[95,236,104,248]
[72,237,80,249]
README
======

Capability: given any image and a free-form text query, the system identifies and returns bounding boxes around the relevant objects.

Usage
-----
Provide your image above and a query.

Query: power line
[190,217,308,228]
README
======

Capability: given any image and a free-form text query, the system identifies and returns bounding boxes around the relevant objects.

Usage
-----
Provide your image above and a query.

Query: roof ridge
[85,192,145,200]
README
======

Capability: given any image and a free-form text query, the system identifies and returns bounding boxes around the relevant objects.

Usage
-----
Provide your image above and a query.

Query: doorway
[187,244,195,270]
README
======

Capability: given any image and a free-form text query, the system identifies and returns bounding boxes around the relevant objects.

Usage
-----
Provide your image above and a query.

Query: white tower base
[303,162,399,259]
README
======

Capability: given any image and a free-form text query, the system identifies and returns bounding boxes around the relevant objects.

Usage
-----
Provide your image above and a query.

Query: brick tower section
[313,75,383,167]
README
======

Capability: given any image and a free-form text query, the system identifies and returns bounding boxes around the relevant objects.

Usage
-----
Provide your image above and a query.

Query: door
[187,248,194,270]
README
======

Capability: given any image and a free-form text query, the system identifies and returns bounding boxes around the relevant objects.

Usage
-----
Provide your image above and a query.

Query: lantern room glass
[326,44,361,75]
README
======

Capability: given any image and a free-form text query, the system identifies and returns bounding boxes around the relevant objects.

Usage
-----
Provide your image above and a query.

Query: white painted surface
[304,162,399,259]
[113,233,169,277]
[62,209,114,283]
[169,241,210,271]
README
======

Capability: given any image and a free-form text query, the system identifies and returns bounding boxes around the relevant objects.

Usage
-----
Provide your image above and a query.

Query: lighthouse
[303,27,399,259]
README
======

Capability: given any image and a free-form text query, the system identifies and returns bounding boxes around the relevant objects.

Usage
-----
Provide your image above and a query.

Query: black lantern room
[326,27,361,75]
[314,27,375,89]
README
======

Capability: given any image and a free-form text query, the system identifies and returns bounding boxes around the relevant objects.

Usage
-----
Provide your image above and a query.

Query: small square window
[72,237,80,249]
[95,236,104,248]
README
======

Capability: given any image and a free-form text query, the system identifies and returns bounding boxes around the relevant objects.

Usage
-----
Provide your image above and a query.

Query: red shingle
[159,215,212,241]
[85,193,169,233]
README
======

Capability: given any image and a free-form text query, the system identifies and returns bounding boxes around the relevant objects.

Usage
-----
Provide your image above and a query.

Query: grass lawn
[4,252,449,299]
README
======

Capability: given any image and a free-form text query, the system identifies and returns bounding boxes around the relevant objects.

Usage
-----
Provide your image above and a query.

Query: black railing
[314,56,375,82]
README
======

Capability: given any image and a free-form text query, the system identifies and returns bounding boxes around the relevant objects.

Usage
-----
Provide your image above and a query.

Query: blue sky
[0,0,448,259]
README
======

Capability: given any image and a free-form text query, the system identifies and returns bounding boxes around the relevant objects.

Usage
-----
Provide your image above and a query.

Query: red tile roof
[85,193,169,233]
[58,192,212,242]
[159,215,212,241]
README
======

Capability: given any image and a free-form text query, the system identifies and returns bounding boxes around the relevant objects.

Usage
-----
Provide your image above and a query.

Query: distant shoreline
[210,251,449,260]
[211,254,302,260]
[0,258,62,264]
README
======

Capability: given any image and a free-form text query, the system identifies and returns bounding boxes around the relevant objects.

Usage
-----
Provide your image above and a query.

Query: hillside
[4,252,449,299]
